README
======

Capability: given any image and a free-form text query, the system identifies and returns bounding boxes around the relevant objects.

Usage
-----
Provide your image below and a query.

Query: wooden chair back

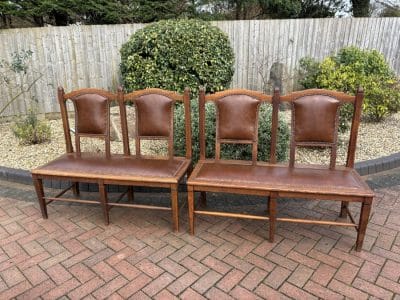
[58,87,117,157]
[199,88,279,164]
[279,88,364,169]
[119,88,192,160]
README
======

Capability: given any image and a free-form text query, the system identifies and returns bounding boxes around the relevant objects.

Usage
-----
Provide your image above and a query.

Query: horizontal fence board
[0,18,399,117]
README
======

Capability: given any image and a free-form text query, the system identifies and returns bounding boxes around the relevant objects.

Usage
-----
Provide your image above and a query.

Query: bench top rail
[199,87,279,164]
[58,87,117,157]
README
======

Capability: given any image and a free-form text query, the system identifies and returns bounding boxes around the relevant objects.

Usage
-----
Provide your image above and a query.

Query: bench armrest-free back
[58,87,117,157]
[198,87,280,163]
[280,88,364,169]
[119,88,192,160]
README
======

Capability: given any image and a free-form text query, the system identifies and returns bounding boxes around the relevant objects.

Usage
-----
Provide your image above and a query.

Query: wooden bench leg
[340,201,349,218]
[72,182,80,197]
[268,193,277,243]
[127,186,134,203]
[33,176,48,219]
[188,186,195,235]
[356,197,372,251]
[171,185,179,232]
[98,182,109,225]
[200,191,207,207]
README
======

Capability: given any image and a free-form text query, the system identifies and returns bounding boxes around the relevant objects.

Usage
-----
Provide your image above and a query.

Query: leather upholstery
[33,153,189,183]
[74,94,108,135]
[217,95,259,140]
[293,95,340,143]
[188,161,373,197]
[136,94,173,137]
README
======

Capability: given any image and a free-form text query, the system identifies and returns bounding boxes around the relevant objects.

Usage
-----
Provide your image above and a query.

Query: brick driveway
[0,170,399,299]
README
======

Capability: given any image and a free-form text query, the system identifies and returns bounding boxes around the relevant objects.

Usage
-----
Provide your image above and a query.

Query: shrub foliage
[12,109,51,145]
[120,19,234,93]
[299,46,400,127]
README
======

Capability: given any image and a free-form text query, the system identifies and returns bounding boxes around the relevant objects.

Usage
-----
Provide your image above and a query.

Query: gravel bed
[1,112,400,170]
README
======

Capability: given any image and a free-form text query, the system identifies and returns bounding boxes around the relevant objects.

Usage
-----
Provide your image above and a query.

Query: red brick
[117,273,152,298]
[158,257,187,277]
[69,263,96,283]
[18,251,51,270]
[42,278,80,300]
[223,254,253,273]
[92,275,128,299]
[180,257,209,276]
[334,262,359,284]
[293,237,318,254]
[143,272,176,297]
[154,289,178,300]
[2,266,25,287]
[18,279,55,300]
[381,259,400,281]
[46,263,73,285]
[62,239,86,254]
[287,250,319,269]
[180,288,207,300]
[23,265,49,286]
[106,247,135,266]
[167,271,198,295]
[273,239,297,256]
[245,253,275,272]
[103,237,126,252]
[376,276,400,294]
[311,263,336,286]
[240,267,268,291]
[252,240,275,256]
[212,242,237,259]
[230,285,260,299]
[265,252,298,271]
[92,261,118,281]
[191,244,217,261]
[205,287,234,300]
[192,270,223,294]
[113,260,140,281]
[149,245,176,263]
[21,241,45,257]
[264,266,291,289]
[328,279,368,300]
[231,241,257,258]
[62,249,92,268]
[136,259,164,278]
[202,256,232,275]
[39,251,73,269]
[353,278,393,299]
[287,265,313,288]
[330,249,364,267]
[280,282,318,299]
[217,269,246,292]
[304,280,343,299]
[0,280,31,299]
[358,261,382,282]
[255,283,290,300]
[308,249,341,268]
[68,276,104,299]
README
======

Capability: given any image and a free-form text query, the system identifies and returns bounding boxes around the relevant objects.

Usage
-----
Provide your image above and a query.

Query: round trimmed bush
[120,19,234,93]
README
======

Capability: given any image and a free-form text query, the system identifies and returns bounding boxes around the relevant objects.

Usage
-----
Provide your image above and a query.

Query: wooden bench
[187,88,374,251]
[31,87,192,231]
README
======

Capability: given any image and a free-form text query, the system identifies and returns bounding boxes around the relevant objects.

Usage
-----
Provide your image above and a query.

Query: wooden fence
[0,18,399,116]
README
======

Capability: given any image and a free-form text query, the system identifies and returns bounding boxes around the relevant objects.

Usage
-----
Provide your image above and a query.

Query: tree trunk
[352,0,370,17]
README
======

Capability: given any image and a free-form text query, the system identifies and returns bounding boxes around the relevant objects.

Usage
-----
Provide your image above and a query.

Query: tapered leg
[33,176,48,219]
[72,182,80,196]
[98,182,109,225]
[188,186,195,235]
[356,198,372,251]
[171,185,179,232]
[127,186,134,202]
[200,191,207,207]
[268,193,277,243]
[340,201,349,218]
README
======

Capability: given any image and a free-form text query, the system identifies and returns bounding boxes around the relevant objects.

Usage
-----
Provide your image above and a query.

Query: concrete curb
[1,152,400,192]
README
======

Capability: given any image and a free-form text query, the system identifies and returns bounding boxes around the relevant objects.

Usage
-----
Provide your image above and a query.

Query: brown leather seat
[33,153,190,184]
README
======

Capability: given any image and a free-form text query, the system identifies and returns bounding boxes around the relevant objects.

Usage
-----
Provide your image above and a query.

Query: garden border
[1,152,400,192]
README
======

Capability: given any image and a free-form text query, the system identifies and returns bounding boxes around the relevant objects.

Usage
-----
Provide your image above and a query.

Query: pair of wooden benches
[31,87,374,251]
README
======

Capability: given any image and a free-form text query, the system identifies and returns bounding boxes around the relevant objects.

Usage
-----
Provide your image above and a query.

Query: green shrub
[120,19,234,93]
[174,101,289,163]
[12,109,51,145]
[299,46,400,127]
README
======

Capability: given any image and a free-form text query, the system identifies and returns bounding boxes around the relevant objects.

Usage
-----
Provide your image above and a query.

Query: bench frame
[187,87,374,251]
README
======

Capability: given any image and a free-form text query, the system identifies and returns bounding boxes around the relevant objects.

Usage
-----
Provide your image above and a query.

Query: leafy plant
[120,19,234,94]
[299,46,400,129]
[12,108,51,145]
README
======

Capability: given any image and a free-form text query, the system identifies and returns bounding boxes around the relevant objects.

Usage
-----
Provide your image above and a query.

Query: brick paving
[0,170,399,299]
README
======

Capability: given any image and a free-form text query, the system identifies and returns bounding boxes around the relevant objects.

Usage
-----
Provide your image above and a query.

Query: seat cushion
[32,153,190,184]
[188,161,374,197]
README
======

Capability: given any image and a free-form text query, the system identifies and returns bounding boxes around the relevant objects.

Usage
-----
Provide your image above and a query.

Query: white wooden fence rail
[0,18,399,116]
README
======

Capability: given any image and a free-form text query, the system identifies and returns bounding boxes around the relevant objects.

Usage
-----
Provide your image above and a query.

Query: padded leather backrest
[293,95,340,143]
[74,94,108,135]
[217,95,260,140]
[136,94,173,137]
